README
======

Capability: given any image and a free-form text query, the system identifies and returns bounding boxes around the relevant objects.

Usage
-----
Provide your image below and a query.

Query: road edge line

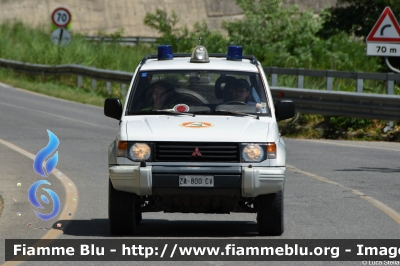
[287,164,400,226]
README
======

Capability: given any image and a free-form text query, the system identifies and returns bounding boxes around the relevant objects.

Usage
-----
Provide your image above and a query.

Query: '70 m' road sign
[367,42,400,57]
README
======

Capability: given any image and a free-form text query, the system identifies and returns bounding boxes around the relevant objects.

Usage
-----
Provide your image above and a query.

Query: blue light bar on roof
[158,45,173,60]
[227,45,243,61]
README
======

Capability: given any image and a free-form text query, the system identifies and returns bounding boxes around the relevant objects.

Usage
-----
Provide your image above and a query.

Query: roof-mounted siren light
[227,45,243,61]
[190,46,210,63]
[158,45,173,60]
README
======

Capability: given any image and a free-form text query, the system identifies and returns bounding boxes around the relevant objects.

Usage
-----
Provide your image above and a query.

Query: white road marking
[0,82,102,109]
[0,101,114,130]
[287,164,400,225]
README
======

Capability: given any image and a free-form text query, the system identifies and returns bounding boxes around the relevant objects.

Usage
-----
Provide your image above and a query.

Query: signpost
[366,6,400,133]
[366,7,400,57]
[51,28,71,46]
[50,7,72,46]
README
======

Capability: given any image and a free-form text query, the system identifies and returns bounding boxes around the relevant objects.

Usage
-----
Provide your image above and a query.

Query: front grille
[154,142,240,162]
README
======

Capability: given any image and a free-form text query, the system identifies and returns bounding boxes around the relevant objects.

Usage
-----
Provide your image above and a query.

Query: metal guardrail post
[106,69,111,95]
[106,82,111,95]
[271,67,278,87]
[121,84,127,97]
[76,63,83,88]
[326,70,333,91]
[387,72,394,95]
[356,72,363,93]
[91,79,96,90]
[77,76,82,88]
[384,72,395,133]
[297,68,304,89]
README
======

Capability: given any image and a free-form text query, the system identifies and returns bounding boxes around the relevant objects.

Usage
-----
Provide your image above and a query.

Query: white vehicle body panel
[140,57,259,72]
[121,116,276,142]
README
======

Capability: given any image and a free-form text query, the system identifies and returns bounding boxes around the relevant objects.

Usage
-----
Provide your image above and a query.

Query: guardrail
[0,58,132,83]
[270,87,400,121]
[83,36,157,46]
[0,58,133,95]
[0,58,399,121]
[264,67,400,94]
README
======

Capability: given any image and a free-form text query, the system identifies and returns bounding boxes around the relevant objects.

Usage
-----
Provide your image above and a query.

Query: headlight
[129,143,151,161]
[242,144,264,162]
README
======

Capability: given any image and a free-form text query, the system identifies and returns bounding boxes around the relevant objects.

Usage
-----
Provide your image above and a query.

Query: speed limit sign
[51,7,71,28]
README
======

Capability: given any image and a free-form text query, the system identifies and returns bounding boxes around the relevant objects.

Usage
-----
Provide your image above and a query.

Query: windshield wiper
[213,110,259,119]
[141,109,195,117]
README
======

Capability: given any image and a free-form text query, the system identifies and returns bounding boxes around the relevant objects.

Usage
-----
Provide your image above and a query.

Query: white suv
[104,45,295,236]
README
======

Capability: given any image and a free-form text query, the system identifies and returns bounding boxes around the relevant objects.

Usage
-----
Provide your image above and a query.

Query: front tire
[108,178,137,235]
[257,190,284,236]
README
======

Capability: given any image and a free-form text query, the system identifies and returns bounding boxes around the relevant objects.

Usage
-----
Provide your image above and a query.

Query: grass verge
[0,21,154,72]
[0,68,107,107]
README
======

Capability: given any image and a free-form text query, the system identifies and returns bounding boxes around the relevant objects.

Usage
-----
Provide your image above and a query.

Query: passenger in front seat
[142,80,175,110]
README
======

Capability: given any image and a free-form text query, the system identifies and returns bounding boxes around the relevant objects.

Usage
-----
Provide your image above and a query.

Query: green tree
[143,1,379,71]
[318,0,400,39]
[144,9,227,53]
[222,0,321,67]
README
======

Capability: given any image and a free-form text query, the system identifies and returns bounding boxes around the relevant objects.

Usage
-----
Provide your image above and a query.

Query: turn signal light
[117,141,127,156]
[266,143,277,159]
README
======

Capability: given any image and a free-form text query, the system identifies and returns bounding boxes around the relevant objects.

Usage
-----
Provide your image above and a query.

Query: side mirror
[275,100,295,122]
[104,98,122,120]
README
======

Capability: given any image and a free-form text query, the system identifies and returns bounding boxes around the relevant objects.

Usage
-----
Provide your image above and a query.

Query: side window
[128,73,153,112]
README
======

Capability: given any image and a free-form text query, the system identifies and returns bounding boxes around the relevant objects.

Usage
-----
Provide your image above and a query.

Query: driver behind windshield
[231,79,262,110]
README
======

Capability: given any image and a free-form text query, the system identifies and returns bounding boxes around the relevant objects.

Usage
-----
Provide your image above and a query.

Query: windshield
[127,70,271,116]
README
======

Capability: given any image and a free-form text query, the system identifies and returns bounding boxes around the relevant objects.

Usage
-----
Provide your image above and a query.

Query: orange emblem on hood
[180,122,213,128]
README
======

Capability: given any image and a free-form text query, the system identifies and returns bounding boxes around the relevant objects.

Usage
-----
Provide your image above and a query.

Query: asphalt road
[0,82,399,266]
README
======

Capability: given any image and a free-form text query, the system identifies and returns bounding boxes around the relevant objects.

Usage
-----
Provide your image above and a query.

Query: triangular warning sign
[366,7,400,42]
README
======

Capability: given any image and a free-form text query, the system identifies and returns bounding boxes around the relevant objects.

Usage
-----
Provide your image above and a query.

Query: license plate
[179,175,214,187]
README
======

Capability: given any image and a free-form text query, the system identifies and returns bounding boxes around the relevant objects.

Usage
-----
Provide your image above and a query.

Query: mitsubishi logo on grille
[192,147,202,157]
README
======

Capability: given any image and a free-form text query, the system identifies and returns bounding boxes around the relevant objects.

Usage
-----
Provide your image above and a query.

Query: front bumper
[109,165,285,197]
